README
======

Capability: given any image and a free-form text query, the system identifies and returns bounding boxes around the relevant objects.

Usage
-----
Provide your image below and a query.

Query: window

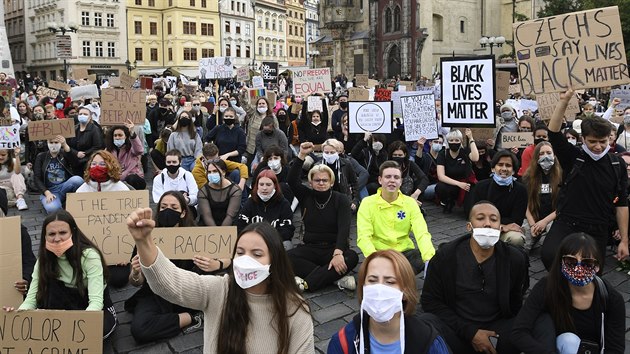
[134,21,142,34]
[202,0,207,7]
[432,14,443,41]
[190,0,195,6]
[245,24,250,36]
[225,44,231,56]
[394,6,401,31]
[95,41,103,57]
[149,0,155,5]
[385,8,392,33]
[279,20,283,31]
[273,44,276,56]
[82,41,91,56]
[94,12,102,27]
[135,0,141,4]
[231,1,234,10]
[300,13,303,20]
[237,2,240,12]
[279,45,283,57]
[258,18,262,28]
[300,26,303,36]
[135,47,142,61]
[183,21,196,35]
[107,14,114,27]
[258,43,262,56]
[289,46,293,57]
[183,48,197,60]
[169,0,173,5]
[460,20,465,33]
[81,11,89,26]
[151,48,158,61]
[107,42,115,57]
[289,25,292,35]
[225,21,230,33]
[265,44,269,56]
[201,23,214,36]
[236,45,241,57]
[167,22,172,35]
[265,17,269,29]
[301,46,304,58]
[150,22,157,35]
[245,46,250,58]
[236,22,240,34]
[168,48,173,61]
[202,48,214,57]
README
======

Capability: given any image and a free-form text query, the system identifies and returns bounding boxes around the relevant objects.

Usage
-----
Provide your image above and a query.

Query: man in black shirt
[542,89,629,270]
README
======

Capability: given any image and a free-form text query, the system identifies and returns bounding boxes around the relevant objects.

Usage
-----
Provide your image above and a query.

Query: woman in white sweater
[126,212,315,354]
[76,150,130,193]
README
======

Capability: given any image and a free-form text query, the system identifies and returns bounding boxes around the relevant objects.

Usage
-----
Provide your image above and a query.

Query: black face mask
[534,138,546,145]
[277,114,287,121]
[157,208,182,227]
[179,118,191,127]
[392,156,406,165]
[166,165,180,174]
[449,143,461,152]
[339,101,348,109]
[224,118,235,126]
[264,129,273,135]
[160,107,168,113]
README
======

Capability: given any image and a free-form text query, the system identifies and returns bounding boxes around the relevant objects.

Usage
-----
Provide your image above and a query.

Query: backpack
[561,152,625,207]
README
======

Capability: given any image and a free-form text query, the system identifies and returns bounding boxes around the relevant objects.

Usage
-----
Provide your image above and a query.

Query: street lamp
[308,50,320,68]
[47,22,78,83]
[479,36,505,55]
[125,59,137,74]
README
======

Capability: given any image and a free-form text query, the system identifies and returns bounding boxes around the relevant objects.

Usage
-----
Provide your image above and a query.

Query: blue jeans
[556,333,581,354]
[39,176,84,214]
[422,184,437,200]
[181,156,195,172]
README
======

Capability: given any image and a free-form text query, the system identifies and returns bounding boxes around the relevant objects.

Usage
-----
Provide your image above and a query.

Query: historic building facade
[219,0,256,69]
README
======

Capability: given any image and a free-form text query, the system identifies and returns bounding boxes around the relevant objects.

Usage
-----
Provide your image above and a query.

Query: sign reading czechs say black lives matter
[513,6,630,95]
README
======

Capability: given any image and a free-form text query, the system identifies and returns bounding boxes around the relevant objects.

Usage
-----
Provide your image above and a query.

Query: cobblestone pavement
[8,188,630,354]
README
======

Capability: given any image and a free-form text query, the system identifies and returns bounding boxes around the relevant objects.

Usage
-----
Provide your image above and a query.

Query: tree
[582,0,630,60]
[537,0,583,18]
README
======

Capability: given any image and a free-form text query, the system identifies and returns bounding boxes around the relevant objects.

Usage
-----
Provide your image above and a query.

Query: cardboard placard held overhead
[69,84,99,100]
[266,91,277,106]
[495,71,511,100]
[513,6,630,95]
[292,68,332,96]
[355,74,369,87]
[348,101,393,134]
[48,80,71,92]
[0,310,103,353]
[470,125,498,142]
[348,87,369,101]
[198,56,234,79]
[535,92,581,121]
[508,84,521,95]
[610,89,630,111]
[153,226,237,259]
[252,76,264,88]
[107,77,121,88]
[501,132,534,148]
[36,86,59,98]
[0,123,21,149]
[0,216,23,308]
[392,89,435,121]
[183,84,197,95]
[291,103,302,114]
[120,73,136,88]
[73,67,89,79]
[307,96,323,112]
[441,56,496,127]
[28,119,76,141]
[236,66,250,82]
[101,89,147,125]
[66,190,150,264]
[401,93,438,141]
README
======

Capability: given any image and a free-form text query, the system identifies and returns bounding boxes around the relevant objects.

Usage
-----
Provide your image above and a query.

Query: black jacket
[315,157,359,206]
[33,150,79,194]
[236,197,295,241]
[68,122,105,173]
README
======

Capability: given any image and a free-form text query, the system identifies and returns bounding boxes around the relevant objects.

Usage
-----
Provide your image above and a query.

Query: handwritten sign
[292,68,332,96]
[374,88,392,102]
[237,66,249,82]
[501,132,534,148]
[348,101,392,134]
[69,84,99,100]
[36,86,59,98]
[252,75,264,88]
[73,68,89,79]
[513,6,629,95]
[348,87,369,101]
[0,310,102,353]
[183,84,197,95]
[536,92,581,121]
[495,71,511,99]
[153,226,237,259]
[307,96,323,112]
[266,91,277,106]
[508,84,521,95]
[120,73,136,88]
[199,56,233,79]
[401,94,438,141]
[48,80,71,92]
[101,89,147,126]
[399,81,414,92]
[610,89,630,111]
[441,56,496,127]
[392,89,435,121]
[28,119,76,141]
[0,123,20,148]
[355,74,369,87]
[66,191,150,264]
[0,216,22,308]
[470,125,498,142]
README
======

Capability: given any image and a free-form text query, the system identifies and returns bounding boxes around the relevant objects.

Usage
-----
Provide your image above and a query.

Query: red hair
[251,169,283,203]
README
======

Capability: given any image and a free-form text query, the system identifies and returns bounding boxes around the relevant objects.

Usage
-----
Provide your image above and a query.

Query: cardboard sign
[261,62,278,83]
[101,89,147,125]
[252,76,264,88]
[248,88,266,100]
[513,6,629,95]
[495,71,511,100]
[266,91,277,106]
[441,56,496,127]
[0,310,103,353]
[374,88,392,102]
[36,86,59,98]
[0,123,20,148]
[355,74,369,87]
[508,84,521,95]
[69,84,99,100]
[610,89,630,111]
[199,56,234,79]
[401,94,438,141]
[28,119,76,141]
[48,80,71,92]
[392,89,435,121]
[536,92,581,121]
[183,84,197,95]
[66,190,150,264]
[307,96,323,112]
[399,81,414,91]
[348,101,393,134]
[237,66,249,82]
[73,68,89,79]
[501,132,534,148]
[140,77,153,90]
[120,72,136,88]
[348,87,369,101]
[292,68,332,96]
[0,216,22,308]
[107,77,121,88]
[470,125,497,142]
[153,226,237,259]
[291,103,302,114]
[368,79,380,88]
[519,99,539,114]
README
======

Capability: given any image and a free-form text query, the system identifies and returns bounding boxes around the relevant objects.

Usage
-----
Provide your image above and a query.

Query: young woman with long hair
[105,120,146,190]
[167,110,203,172]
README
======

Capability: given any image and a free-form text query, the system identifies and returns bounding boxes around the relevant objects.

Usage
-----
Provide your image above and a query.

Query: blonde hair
[307,164,335,185]
[323,138,344,153]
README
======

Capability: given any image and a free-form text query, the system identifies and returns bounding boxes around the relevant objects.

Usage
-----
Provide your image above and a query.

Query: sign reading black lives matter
[441,56,496,127]
[348,101,392,134]
[261,62,278,83]
[401,93,438,141]
[513,6,629,96]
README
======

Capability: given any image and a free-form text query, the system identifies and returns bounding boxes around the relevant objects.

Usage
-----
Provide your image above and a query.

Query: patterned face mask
[561,255,598,287]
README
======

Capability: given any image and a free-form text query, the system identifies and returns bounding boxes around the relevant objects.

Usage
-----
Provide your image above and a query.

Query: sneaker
[336,275,356,291]
[295,276,308,292]
[16,198,28,211]
[183,312,204,334]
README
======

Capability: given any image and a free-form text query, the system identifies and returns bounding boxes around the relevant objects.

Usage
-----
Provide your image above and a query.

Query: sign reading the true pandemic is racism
[441,56,496,127]
[199,57,234,79]
[401,93,438,141]
[261,62,279,83]
[101,89,147,125]
[0,216,22,308]
[153,226,237,259]
[513,6,630,95]
[28,119,76,141]
[348,101,392,134]
[292,68,332,96]
[67,191,150,264]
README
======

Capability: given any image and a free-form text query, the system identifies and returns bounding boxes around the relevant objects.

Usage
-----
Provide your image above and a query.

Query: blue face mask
[78,114,90,124]
[207,172,221,184]
[492,173,514,186]
[113,139,125,147]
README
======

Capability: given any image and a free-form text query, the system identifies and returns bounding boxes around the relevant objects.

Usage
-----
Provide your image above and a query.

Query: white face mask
[372,141,384,152]
[219,106,227,113]
[582,143,610,161]
[360,284,405,354]
[258,188,275,202]
[323,152,339,164]
[471,227,501,249]
[232,255,271,289]
[257,107,267,114]
[47,142,61,153]
[567,137,577,146]
[267,159,281,171]
[311,120,321,126]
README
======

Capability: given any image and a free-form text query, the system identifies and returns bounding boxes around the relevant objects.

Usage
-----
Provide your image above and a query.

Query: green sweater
[19,248,105,311]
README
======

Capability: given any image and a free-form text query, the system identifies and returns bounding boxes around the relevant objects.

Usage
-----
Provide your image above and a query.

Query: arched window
[432,14,443,41]
[394,6,401,31]
[385,7,392,33]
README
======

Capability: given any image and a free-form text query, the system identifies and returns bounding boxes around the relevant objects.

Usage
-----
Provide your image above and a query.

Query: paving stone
[129,342,172,354]
[311,290,351,308]
[314,318,347,340]
[312,303,354,324]
[169,330,204,352]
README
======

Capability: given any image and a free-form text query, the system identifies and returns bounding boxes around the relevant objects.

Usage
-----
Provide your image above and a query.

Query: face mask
[166,164,180,174]
[230,100,237,106]
[561,260,597,287]
[55,103,63,109]
[192,105,200,112]
[224,118,235,126]
[263,129,273,136]
[295,97,302,103]
[219,106,227,113]
[589,100,598,106]
[323,152,339,164]
[534,138,546,145]
[89,165,109,182]
[179,117,191,127]
[538,155,555,171]
[372,141,383,153]
[492,172,514,186]
[160,107,168,113]
[392,156,406,165]
[179,99,186,106]
[581,143,610,161]
[471,227,501,249]
[157,207,182,227]
[268,159,281,171]
[258,188,275,202]
[567,138,577,146]
[501,111,513,121]
[277,114,287,121]
[47,142,61,153]
[78,114,89,124]
[34,113,45,120]
[233,255,271,289]
[207,172,221,184]
[113,139,125,148]
[312,120,321,126]
[449,143,461,152]
[431,143,442,152]
[360,284,405,354]
[584,111,594,117]
[257,107,267,114]
[339,101,348,109]
[46,238,74,257]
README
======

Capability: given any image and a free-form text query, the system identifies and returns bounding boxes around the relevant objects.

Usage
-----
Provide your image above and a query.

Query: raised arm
[548,89,574,133]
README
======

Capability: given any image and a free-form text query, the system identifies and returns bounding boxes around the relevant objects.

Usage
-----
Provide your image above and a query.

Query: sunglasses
[193,104,201,106]
[561,255,598,269]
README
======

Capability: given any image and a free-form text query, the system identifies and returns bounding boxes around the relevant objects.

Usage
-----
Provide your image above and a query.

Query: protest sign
[399,81,414,91]
[508,84,521,95]
[140,77,153,90]
[101,89,147,125]
[348,101,392,134]
[36,86,59,98]
[252,76,264,88]
[519,99,539,114]
[392,88,436,121]
[501,132,534,148]
[107,77,121,88]
[0,310,103,353]
[166,76,177,88]
[28,119,75,141]
[374,88,392,102]
[153,226,237,259]
[183,84,197,95]
[535,92,581,121]
[0,123,20,148]
[355,74,369,87]
[495,71,511,99]
[348,88,369,101]
[66,190,150,264]
[0,216,22,308]
[248,88,266,100]
[199,56,234,79]
[368,79,380,88]
[48,80,71,92]
[610,89,630,110]
[470,125,497,142]
[513,6,630,95]
[292,68,332,96]
[87,74,97,83]
[73,68,89,79]
[266,91,277,106]
[291,103,302,114]
[307,96,323,112]
[401,94,438,141]
[237,66,250,82]
[261,62,279,83]
[120,72,136,88]
[441,56,496,127]
[69,84,99,100]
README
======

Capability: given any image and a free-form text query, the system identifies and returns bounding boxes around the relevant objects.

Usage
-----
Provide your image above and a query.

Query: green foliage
[537,0,583,18]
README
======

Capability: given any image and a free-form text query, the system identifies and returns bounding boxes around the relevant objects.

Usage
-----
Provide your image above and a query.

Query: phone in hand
[489,335,499,349]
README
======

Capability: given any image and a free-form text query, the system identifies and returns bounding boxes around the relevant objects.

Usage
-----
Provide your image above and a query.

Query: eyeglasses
[313,178,329,184]
[193,104,201,106]
[562,255,598,269]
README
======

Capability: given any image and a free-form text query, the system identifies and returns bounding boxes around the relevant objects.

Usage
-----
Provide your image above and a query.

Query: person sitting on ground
[415,136,444,201]
[388,140,429,203]
[436,129,479,213]
[255,116,289,164]
[517,124,550,177]
[76,150,130,193]
[192,142,247,191]
[317,139,360,212]
[197,158,242,227]
[204,106,247,164]
[105,119,146,191]
[0,146,28,210]
[167,110,203,172]
[351,133,389,196]
[67,106,105,174]
[152,149,198,208]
